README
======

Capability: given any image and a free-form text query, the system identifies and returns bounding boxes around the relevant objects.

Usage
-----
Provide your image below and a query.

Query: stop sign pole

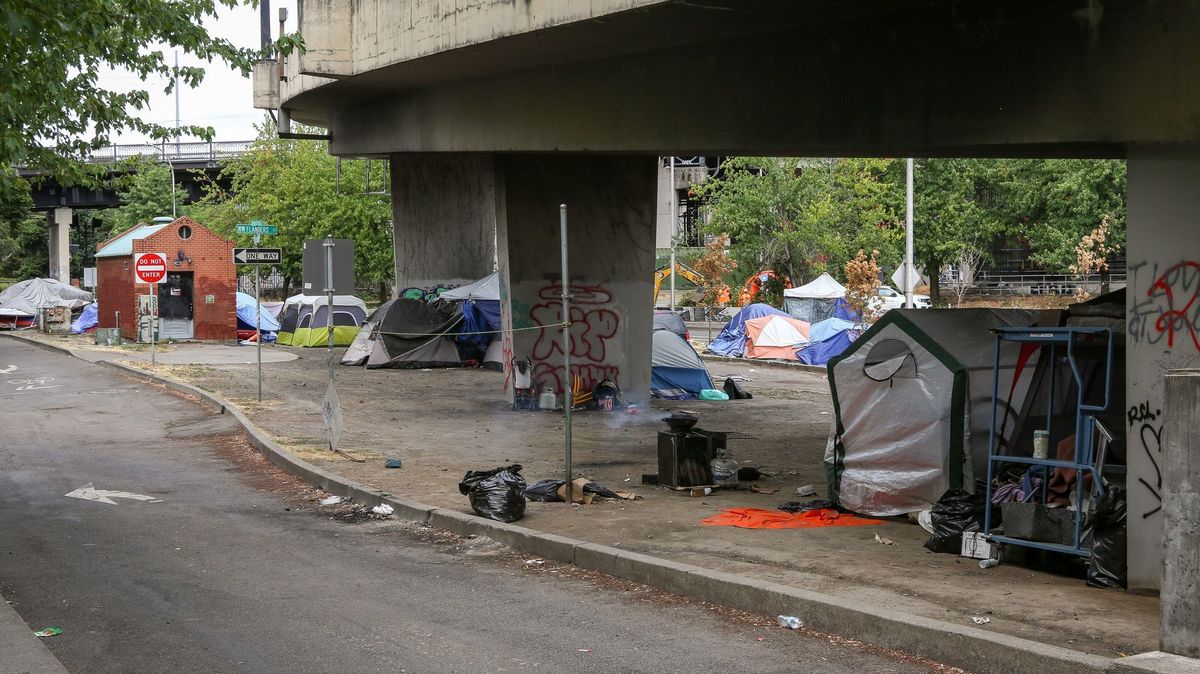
[133,252,167,365]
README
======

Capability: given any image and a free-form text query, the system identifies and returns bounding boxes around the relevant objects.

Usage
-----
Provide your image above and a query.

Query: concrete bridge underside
[274,0,1200,592]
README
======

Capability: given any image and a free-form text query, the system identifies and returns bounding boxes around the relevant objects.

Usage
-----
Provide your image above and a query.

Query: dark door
[158,272,194,320]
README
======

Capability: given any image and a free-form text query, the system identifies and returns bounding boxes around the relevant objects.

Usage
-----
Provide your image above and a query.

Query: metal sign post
[133,252,167,364]
[150,282,157,366]
[254,233,262,401]
[324,235,335,384]
[235,223,279,402]
[560,204,572,504]
[904,158,915,309]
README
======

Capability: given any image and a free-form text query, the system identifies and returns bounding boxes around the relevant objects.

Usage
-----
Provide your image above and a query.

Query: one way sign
[233,248,282,265]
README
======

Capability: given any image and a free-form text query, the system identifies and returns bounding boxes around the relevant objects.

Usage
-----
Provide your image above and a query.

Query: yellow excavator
[652,262,707,303]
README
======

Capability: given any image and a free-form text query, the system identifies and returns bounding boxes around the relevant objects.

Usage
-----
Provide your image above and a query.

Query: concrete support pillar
[1162,370,1200,657]
[49,207,72,283]
[1125,145,1200,590]
[390,154,498,298]
[497,155,657,404]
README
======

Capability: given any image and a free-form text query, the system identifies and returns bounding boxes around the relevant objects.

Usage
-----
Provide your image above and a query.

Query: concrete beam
[49,207,71,283]
[295,0,1200,158]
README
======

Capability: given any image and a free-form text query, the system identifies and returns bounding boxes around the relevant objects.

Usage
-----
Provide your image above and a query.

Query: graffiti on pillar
[529,283,621,394]
[1129,260,1200,351]
[1128,401,1163,519]
[400,284,457,303]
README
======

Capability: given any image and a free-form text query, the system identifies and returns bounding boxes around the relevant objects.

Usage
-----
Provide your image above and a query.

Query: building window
[178,225,193,240]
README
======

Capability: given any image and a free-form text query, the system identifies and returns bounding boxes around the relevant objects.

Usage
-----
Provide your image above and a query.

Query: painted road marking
[65,484,163,505]
[0,365,16,374]
[8,377,61,391]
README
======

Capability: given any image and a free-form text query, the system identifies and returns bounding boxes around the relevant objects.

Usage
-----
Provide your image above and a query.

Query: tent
[0,278,93,316]
[783,273,857,324]
[439,272,499,302]
[651,329,713,399]
[824,308,1055,516]
[705,303,793,357]
[744,315,810,360]
[70,303,100,334]
[797,317,859,366]
[275,294,368,347]
[342,298,465,368]
[235,292,282,332]
[438,271,503,369]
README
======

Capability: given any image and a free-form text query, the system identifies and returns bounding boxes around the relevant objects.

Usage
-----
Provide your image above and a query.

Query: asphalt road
[0,339,944,673]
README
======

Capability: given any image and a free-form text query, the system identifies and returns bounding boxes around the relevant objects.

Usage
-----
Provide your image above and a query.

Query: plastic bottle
[979,558,999,569]
[776,615,803,629]
[710,448,738,488]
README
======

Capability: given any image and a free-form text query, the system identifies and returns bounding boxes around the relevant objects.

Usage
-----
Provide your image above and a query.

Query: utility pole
[173,50,180,155]
[904,158,915,309]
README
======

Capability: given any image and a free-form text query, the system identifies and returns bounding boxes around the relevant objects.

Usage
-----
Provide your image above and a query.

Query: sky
[100,1,298,145]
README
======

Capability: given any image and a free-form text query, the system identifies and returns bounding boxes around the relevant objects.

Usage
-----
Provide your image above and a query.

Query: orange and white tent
[744,315,811,360]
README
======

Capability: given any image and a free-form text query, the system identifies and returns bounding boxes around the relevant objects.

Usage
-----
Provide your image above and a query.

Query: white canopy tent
[783,273,848,323]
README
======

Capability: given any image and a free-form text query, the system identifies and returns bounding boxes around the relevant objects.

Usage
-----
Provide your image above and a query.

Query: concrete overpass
[258,0,1200,592]
[22,140,251,284]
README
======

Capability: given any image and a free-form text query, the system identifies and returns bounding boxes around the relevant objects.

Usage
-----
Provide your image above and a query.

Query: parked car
[653,310,690,341]
[872,285,932,312]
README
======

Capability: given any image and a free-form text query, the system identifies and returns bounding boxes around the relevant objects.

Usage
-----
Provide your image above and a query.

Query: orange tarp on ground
[701,507,884,529]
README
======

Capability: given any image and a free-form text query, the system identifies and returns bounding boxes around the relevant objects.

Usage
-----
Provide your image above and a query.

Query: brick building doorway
[158,272,194,339]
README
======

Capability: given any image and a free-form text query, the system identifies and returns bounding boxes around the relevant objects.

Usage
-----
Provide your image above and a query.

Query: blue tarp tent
[651,329,713,399]
[70,302,99,334]
[458,299,501,352]
[236,292,281,332]
[797,317,859,366]
[705,303,793,357]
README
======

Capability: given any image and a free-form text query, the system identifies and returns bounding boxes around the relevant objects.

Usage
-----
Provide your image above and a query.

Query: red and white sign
[133,252,167,284]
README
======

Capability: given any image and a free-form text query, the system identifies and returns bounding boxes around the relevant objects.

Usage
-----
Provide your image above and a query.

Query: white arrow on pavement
[0,365,16,374]
[15,384,60,391]
[65,484,163,505]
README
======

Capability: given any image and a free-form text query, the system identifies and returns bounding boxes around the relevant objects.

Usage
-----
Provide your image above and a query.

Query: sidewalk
[10,332,1160,660]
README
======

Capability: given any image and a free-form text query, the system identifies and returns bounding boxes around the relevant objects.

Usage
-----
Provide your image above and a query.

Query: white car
[872,285,932,312]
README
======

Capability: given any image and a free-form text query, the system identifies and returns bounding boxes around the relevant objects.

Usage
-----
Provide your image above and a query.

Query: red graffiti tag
[1149,261,1200,352]
[528,283,622,393]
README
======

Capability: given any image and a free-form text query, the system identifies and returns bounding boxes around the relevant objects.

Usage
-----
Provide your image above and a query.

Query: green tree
[693,157,903,292]
[0,1,299,200]
[997,159,1127,275]
[98,161,189,238]
[189,125,394,298]
[0,171,47,279]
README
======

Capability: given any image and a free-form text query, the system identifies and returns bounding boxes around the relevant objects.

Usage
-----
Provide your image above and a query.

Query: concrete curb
[0,333,1127,673]
[0,598,68,674]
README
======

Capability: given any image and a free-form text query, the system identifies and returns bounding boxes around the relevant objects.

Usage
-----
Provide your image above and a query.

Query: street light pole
[904,158,915,309]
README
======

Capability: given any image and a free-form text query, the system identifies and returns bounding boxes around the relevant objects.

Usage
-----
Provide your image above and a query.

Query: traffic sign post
[133,253,167,365]
[234,224,280,402]
[232,248,282,265]
[235,220,278,236]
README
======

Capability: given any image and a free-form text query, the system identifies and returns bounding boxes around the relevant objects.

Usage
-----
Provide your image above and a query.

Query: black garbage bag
[458,464,527,522]
[1086,486,1128,589]
[723,377,753,400]
[523,479,562,502]
[923,489,987,554]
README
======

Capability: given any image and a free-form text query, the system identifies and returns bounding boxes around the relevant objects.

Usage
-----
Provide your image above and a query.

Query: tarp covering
[0,278,93,316]
[705,303,793,357]
[458,299,501,354]
[651,329,713,399]
[744,315,810,360]
[797,317,858,366]
[275,294,367,347]
[357,299,464,369]
[439,272,500,301]
[70,302,99,334]
[235,292,282,332]
[783,273,846,299]
[825,308,1052,516]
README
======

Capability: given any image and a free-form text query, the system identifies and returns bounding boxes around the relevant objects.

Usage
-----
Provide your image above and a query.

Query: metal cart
[982,326,1114,557]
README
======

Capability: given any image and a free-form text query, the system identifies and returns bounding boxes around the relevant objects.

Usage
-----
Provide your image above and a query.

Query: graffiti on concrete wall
[529,283,621,394]
[1129,260,1200,351]
[1128,401,1163,519]
[400,284,456,303]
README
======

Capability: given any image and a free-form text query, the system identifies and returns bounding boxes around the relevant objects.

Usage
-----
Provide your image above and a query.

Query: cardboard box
[961,531,995,560]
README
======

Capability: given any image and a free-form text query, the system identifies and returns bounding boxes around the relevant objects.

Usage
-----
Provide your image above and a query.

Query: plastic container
[710,449,738,488]
[1033,430,1050,459]
[538,388,556,411]
[776,615,803,629]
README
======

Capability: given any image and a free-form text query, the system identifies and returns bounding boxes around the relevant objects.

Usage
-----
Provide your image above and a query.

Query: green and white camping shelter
[824,308,1054,516]
[276,294,368,347]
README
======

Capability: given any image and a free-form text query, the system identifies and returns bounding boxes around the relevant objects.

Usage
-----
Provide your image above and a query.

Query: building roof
[95,222,170,258]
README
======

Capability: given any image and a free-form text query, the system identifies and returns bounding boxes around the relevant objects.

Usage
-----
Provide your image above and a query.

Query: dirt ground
[28,332,1158,657]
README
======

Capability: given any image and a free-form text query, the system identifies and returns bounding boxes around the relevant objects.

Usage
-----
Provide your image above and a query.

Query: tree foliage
[189,125,394,295]
[0,0,300,200]
[99,161,189,238]
[0,169,46,279]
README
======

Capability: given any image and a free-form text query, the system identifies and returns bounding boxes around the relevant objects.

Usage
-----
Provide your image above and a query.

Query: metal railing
[959,271,1128,296]
[84,140,255,165]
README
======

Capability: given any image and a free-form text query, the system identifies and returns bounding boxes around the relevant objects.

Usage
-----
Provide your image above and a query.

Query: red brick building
[95,216,236,341]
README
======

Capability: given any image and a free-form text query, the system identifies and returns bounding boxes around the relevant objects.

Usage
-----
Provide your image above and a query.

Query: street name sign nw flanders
[233,248,283,265]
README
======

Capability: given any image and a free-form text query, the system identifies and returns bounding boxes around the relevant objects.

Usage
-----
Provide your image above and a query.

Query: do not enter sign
[133,252,167,284]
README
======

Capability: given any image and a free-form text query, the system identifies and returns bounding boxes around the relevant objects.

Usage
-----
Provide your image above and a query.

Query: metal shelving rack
[982,326,1114,557]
